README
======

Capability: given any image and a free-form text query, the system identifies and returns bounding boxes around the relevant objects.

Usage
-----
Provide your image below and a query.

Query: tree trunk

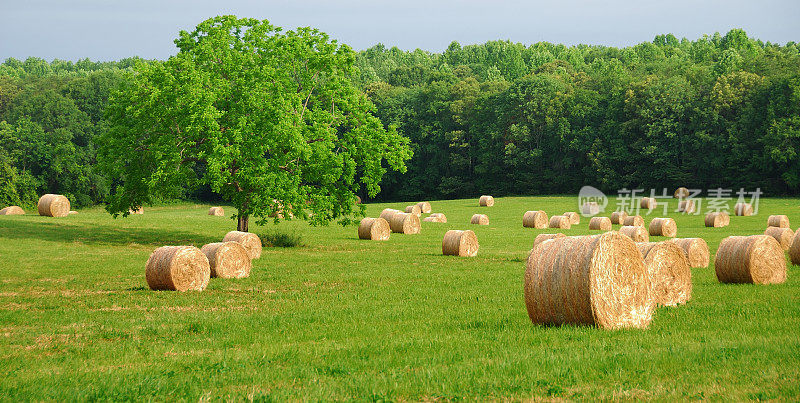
[237,214,249,232]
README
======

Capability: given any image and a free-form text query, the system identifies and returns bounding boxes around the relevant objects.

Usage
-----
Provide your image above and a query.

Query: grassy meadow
[0,196,798,400]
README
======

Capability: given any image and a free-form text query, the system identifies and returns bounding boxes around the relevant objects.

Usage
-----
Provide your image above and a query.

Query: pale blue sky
[1,0,798,61]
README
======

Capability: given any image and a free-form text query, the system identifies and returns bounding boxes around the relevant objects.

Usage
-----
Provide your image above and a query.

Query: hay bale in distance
[416,202,432,214]
[789,230,800,266]
[671,238,710,268]
[389,212,421,234]
[715,235,786,284]
[619,225,649,242]
[358,217,390,240]
[423,213,447,223]
[471,214,489,225]
[636,241,692,306]
[129,207,144,215]
[68,211,78,215]
[640,197,657,210]
[479,195,494,207]
[581,202,600,216]
[200,242,251,278]
[522,210,548,229]
[678,200,696,214]
[405,204,422,217]
[222,231,263,259]
[548,215,571,229]
[734,202,753,216]
[649,217,677,237]
[145,246,210,291]
[764,227,794,250]
[767,215,790,228]
[533,233,565,248]
[37,194,70,217]
[379,208,402,222]
[208,207,225,216]
[354,195,362,204]
[589,216,612,230]
[705,212,729,227]
[524,231,653,329]
[0,206,25,215]
[674,187,690,198]
[623,215,645,227]
[563,212,580,225]
[610,211,628,225]
[442,230,479,257]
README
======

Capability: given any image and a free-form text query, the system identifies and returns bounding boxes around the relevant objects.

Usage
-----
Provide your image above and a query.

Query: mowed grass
[0,197,798,400]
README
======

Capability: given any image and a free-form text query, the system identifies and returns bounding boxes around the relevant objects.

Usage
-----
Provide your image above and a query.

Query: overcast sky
[1,0,798,61]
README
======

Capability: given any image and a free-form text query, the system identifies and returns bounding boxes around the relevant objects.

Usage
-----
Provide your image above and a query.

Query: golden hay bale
[734,202,753,216]
[389,212,421,234]
[471,214,489,225]
[222,231,262,259]
[764,227,794,250]
[145,246,210,291]
[548,215,571,229]
[358,217,390,240]
[522,210,548,229]
[423,213,447,223]
[442,230,479,257]
[640,197,657,210]
[405,204,422,217]
[380,208,402,222]
[704,212,729,227]
[355,195,362,204]
[610,211,628,225]
[715,235,786,284]
[649,217,677,237]
[200,242,251,279]
[678,200,696,214]
[636,242,692,306]
[129,207,144,215]
[674,187,690,198]
[533,233,565,248]
[589,216,612,230]
[581,202,600,216]
[623,215,645,227]
[563,212,580,225]
[789,230,800,266]
[619,225,649,242]
[208,207,225,216]
[416,201,432,214]
[0,206,25,215]
[524,232,653,329]
[767,215,790,228]
[479,195,494,207]
[37,194,70,217]
[671,238,710,268]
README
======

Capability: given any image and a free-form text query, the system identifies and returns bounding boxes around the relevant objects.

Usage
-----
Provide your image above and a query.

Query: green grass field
[1,197,798,400]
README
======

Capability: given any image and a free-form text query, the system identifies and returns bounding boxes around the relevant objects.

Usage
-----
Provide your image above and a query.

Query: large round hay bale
[524,232,653,329]
[145,246,210,291]
[704,212,729,227]
[619,225,649,242]
[523,210,548,229]
[358,217,390,240]
[610,211,628,225]
[37,194,70,217]
[678,200,696,214]
[589,216,612,231]
[200,242,251,278]
[479,195,494,207]
[0,206,25,215]
[380,208,402,222]
[674,187,690,198]
[734,202,753,216]
[470,214,489,225]
[423,213,447,223]
[715,235,786,284]
[442,230,479,257]
[208,207,224,216]
[389,212,421,234]
[416,202,432,214]
[405,204,421,217]
[767,215,790,228]
[764,227,794,250]
[640,197,657,210]
[789,230,800,266]
[671,238,710,268]
[222,231,262,259]
[533,233,566,248]
[649,217,677,237]
[548,215,571,229]
[581,202,600,216]
[129,207,144,215]
[563,212,580,225]
[623,215,645,227]
[636,241,692,306]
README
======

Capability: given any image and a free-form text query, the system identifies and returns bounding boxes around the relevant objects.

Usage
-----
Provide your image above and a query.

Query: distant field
[0,197,798,400]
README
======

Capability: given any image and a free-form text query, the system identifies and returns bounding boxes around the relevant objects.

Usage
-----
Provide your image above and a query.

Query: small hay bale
[619,225,649,242]
[389,212,421,234]
[405,204,422,217]
[649,217,677,237]
[145,246,210,291]
[704,212,729,227]
[208,207,225,216]
[671,238,710,268]
[715,235,786,284]
[674,187,690,198]
[37,194,70,217]
[423,213,447,223]
[200,242,251,278]
[222,231,262,259]
[129,207,144,215]
[522,210,548,229]
[379,208,402,222]
[623,215,645,227]
[68,211,78,215]
[789,230,800,266]
[764,227,794,250]
[581,202,600,216]
[355,195,362,204]
[524,232,653,329]
[0,206,25,215]
[416,202,432,214]
[610,211,628,225]
[442,230,479,257]
[636,241,692,306]
[589,216,612,231]
[734,203,753,216]
[471,214,489,225]
[563,212,580,225]
[548,215,571,229]
[358,217,390,240]
[678,200,696,214]
[767,215,790,228]
[640,197,657,210]
[479,195,494,207]
[533,233,565,248]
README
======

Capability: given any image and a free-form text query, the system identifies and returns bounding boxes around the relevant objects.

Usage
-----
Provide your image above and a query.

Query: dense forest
[1,29,799,209]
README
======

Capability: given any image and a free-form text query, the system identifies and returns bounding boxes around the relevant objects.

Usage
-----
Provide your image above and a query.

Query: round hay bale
[789,230,800,266]
[416,202,432,214]
[479,195,494,207]
[610,211,628,225]
[734,202,753,216]
[581,202,600,216]
[533,233,565,248]
[640,197,657,210]
[389,212,421,234]
[422,213,447,223]
[619,225,649,242]
[0,206,25,215]
[674,187,690,198]
[200,242,251,278]
[442,230,479,257]
[715,235,786,284]
[678,200,696,214]
[379,208,401,222]
[37,194,70,217]
[563,212,580,225]
[523,210,548,229]
[208,207,225,216]
[222,231,262,259]
[767,215,790,228]
[623,215,645,227]
[358,217,390,240]
[589,216,612,231]
[129,207,144,215]
[405,204,421,217]
[671,238,710,268]
[636,242,692,306]
[145,246,210,291]
[649,217,677,237]
[764,227,794,250]
[471,214,489,225]
[524,232,653,329]
[704,212,729,227]
[548,215,571,229]
[355,195,362,204]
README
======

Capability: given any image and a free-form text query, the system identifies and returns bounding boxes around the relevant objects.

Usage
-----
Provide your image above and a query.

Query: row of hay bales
[524,208,679,237]
[1,194,147,217]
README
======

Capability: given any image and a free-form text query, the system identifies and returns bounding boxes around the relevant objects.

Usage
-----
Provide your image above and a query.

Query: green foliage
[258,229,305,248]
